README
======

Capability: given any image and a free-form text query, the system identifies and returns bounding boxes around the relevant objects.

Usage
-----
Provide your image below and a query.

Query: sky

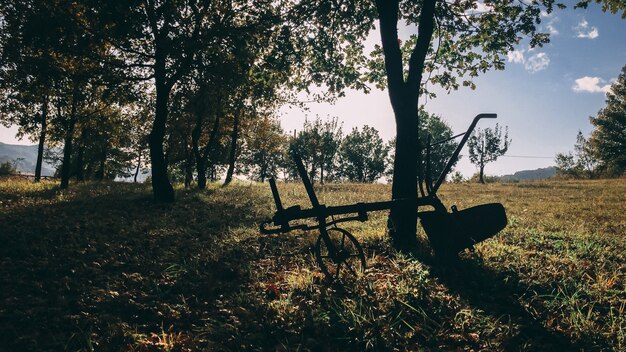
[277,3,626,177]
[1,2,625,177]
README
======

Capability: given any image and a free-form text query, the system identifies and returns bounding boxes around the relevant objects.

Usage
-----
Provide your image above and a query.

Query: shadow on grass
[424,249,592,351]
[0,184,265,351]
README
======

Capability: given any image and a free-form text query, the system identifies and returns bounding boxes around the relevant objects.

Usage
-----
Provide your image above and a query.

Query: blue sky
[278,3,626,177]
[1,2,624,177]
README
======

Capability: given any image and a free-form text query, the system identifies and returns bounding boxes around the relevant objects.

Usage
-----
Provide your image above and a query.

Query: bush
[450,171,465,183]
[0,161,17,176]
[469,172,499,183]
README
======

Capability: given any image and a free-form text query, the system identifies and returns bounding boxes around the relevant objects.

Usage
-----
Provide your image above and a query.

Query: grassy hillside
[0,178,624,351]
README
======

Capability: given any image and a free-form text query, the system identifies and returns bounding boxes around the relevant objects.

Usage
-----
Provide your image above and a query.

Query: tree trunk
[34,96,48,182]
[376,0,437,252]
[95,144,107,180]
[60,84,79,190]
[134,152,141,183]
[389,109,420,250]
[479,164,485,184]
[259,154,267,182]
[193,112,221,190]
[223,110,241,186]
[184,148,193,189]
[75,142,85,181]
[149,75,175,202]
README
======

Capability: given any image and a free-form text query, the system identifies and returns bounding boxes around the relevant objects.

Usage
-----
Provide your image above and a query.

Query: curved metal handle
[432,113,497,193]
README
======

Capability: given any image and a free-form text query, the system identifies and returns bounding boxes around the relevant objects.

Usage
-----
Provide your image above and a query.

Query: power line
[459,154,554,159]
[501,155,554,159]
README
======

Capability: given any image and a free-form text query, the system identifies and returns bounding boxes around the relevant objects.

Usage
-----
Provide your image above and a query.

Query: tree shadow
[425,250,590,351]
[0,186,265,351]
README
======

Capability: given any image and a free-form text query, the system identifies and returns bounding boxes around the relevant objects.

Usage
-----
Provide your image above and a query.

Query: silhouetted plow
[260,114,507,280]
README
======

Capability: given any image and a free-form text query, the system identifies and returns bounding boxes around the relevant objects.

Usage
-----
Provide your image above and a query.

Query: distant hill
[0,142,55,176]
[499,166,556,181]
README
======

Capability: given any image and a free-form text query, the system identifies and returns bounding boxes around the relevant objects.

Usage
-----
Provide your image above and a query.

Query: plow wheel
[315,227,366,280]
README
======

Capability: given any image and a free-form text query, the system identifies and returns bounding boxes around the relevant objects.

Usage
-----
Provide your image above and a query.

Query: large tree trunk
[377,0,436,251]
[60,84,79,190]
[149,74,175,202]
[34,96,48,182]
[389,109,420,250]
[223,110,241,186]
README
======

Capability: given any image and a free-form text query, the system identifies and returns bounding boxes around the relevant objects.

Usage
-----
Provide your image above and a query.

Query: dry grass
[0,177,624,351]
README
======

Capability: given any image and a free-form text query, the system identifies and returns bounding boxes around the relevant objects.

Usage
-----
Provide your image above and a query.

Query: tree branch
[375,0,404,110]
[406,0,438,97]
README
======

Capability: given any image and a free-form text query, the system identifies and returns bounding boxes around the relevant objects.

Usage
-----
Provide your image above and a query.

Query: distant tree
[240,117,288,182]
[554,152,577,178]
[337,126,389,182]
[289,117,342,184]
[555,131,599,179]
[418,110,458,183]
[589,65,626,176]
[468,124,511,183]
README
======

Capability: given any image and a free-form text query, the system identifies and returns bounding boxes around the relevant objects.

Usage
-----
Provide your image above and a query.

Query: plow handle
[269,177,284,212]
[292,151,321,208]
[432,113,496,193]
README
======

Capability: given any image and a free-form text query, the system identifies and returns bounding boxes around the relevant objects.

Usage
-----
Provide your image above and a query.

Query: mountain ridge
[0,142,55,176]
[499,166,556,181]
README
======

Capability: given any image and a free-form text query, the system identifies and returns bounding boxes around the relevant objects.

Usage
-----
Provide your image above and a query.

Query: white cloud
[578,28,598,39]
[542,12,559,35]
[547,24,559,35]
[507,50,525,64]
[524,53,550,73]
[572,76,612,93]
[575,19,599,39]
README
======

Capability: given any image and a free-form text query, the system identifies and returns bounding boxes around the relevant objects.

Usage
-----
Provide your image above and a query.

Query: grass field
[0,178,625,351]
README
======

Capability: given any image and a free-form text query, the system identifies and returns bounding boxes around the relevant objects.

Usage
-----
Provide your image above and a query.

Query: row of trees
[47,108,507,186]
[556,65,626,179]
[239,109,460,185]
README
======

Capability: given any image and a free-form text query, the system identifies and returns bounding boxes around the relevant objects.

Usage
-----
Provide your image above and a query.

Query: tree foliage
[589,65,626,176]
[468,123,511,183]
[338,126,389,182]
[289,116,342,184]
[239,117,288,182]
